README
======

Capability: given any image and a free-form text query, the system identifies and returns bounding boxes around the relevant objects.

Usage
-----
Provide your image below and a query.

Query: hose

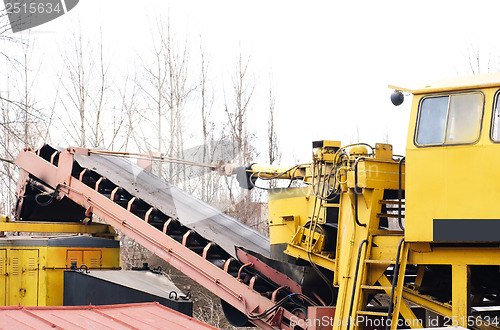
[354,157,367,227]
[347,239,368,330]
[386,238,405,330]
[398,157,405,231]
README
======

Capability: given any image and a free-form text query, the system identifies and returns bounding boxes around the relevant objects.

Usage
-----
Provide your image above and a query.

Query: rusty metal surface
[71,149,270,258]
[0,302,217,330]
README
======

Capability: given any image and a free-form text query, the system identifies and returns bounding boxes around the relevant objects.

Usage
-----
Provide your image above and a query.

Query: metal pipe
[347,239,368,330]
[43,266,122,270]
[89,149,217,169]
[398,157,405,231]
[354,157,367,227]
[386,237,405,330]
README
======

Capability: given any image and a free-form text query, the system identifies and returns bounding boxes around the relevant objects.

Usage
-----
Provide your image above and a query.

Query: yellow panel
[46,247,118,306]
[8,250,39,306]
[8,250,20,305]
[0,221,116,236]
[66,250,83,268]
[0,240,120,307]
[23,250,39,306]
[405,87,499,242]
[0,249,5,305]
[346,160,404,190]
[268,187,315,246]
[390,72,500,95]
[83,250,102,269]
[66,250,103,269]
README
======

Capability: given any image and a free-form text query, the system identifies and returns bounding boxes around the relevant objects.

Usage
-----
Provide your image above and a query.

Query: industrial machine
[0,232,120,306]
[6,72,500,329]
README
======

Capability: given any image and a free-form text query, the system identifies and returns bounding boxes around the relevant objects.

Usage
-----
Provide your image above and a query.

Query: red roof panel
[0,303,217,330]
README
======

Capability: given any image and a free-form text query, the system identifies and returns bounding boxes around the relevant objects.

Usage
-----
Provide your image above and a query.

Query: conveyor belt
[15,145,309,329]
[70,147,270,258]
[21,145,269,258]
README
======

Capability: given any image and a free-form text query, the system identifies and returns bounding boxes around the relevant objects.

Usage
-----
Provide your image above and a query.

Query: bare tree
[19,34,43,147]
[224,52,255,160]
[467,42,490,75]
[198,42,215,201]
[141,20,169,177]
[0,74,17,215]
[461,41,499,75]
[0,35,54,215]
[116,73,141,152]
[91,29,108,148]
[0,7,23,59]
[58,27,110,148]
[141,16,195,186]
[165,24,195,189]
[268,82,280,166]
[223,51,262,227]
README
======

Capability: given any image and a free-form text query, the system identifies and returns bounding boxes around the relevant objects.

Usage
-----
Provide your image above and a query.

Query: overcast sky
[6,0,500,163]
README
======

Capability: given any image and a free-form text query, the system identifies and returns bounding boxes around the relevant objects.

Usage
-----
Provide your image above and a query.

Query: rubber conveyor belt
[16,145,305,329]
[69,147,270,258]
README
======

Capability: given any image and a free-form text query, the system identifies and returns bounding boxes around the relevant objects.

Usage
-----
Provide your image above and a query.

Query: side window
[416,93,483,146]
[491,92,500,141]
[416,97,448,145]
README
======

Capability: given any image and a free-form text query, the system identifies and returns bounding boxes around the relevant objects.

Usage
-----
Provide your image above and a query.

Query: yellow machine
[6,72,500,329]
[0,216,120,306]
[236,73,500,329]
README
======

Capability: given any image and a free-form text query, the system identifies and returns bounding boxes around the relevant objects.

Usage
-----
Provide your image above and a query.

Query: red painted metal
[15,148,299,330]
[236,247,303,294]
[202,242,215,259]
[126,197,136,212]
[110,186,119,201]
[78,168,87,181]
[145,207,154,223]
[0,302,216,330]
[182,230,193,246]
[238,262,253,280]
[271,286,288,302]
[50,150,58,164]
[307,306,337,330]
[162,218,172,234]
[14,169,30,220]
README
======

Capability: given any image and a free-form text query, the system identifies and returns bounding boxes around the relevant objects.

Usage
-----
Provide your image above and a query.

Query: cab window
[416,93,483,146]
[491,92,500,141]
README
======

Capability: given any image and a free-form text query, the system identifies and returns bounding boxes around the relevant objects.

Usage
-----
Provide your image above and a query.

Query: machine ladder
[346,234,417,330]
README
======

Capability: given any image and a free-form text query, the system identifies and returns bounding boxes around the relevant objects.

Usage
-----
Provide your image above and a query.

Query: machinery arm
[222,163,308,190]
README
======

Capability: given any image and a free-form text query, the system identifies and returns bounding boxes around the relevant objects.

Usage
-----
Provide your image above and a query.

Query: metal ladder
[350,236,414,329]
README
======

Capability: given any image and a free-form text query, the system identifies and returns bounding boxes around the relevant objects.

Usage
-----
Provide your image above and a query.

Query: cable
[90,149,217,169]
[247,293,319,321]
[0,157,15,165]
[386,238,405,330]
[354,157,367,227]
[398,157,405,231]
[247,294,293,320]
[35,192,56,206]
[347,240,369,330]
[306,164,336,306]
[305,144,376,306]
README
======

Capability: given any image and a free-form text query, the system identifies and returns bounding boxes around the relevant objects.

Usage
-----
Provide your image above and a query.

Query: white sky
[6,0,500,163]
